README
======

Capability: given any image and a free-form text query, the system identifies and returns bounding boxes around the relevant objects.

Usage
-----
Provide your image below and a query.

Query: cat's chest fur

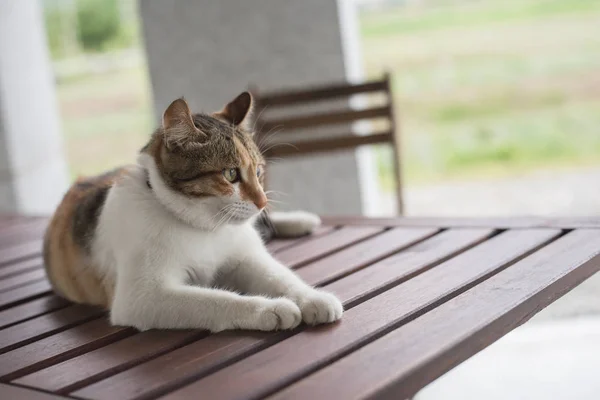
[171,226,245,285]
[96,175,259,287]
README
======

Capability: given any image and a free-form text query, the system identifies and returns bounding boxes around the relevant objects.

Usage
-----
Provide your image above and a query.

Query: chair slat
[257,80,387,107]
[265,132,391,158]
[261,105,390,132]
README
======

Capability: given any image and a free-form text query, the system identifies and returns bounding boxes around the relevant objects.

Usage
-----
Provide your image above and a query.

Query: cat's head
[138,92,267,230]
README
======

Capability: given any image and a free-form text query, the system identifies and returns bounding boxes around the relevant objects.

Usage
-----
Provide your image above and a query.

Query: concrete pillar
[140,0,380,215]
[0,0,69,214]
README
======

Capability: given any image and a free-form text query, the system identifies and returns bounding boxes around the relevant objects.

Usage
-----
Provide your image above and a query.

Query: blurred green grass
[56,66,154,179]
[361,0,600,188]
[56,0,600,188]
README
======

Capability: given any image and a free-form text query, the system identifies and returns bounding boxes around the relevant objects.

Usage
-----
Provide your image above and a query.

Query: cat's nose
[254,193,268,210]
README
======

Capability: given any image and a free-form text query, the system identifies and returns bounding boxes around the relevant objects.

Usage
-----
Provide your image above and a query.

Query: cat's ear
[162,98,206,147]
[216,92,254,130]
[162,98,195,130]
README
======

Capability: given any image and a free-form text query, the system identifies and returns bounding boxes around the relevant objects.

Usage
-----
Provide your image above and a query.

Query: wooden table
[1,214,600,400]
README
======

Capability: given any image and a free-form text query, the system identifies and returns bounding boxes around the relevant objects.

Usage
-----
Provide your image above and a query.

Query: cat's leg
[221,246,343,325]
[268,211,321,238]
[110,275,301,332]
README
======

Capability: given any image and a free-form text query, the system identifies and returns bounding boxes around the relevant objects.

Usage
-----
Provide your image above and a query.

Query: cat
[43,91,343,332]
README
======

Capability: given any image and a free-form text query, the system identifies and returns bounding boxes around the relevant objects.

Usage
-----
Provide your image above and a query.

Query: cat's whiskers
[211,204,236,231]
[260,141,299,155]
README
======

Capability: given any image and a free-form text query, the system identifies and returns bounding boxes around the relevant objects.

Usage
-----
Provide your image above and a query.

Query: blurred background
[33,0,600,217]
[1,1,600,398]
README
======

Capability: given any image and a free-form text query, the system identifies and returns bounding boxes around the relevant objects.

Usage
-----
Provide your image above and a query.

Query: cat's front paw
[256,298,302,331]
[296,290,343,325]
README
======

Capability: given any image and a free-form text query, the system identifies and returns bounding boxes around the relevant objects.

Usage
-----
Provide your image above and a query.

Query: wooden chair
[251,73,404,214]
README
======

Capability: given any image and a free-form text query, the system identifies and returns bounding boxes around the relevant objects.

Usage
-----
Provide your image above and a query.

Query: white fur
[269,211,322,237]
[93,155,342,332]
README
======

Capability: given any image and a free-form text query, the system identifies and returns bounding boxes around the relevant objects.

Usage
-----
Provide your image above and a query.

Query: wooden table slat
[0,280,52,310]
[325,228,494,308]
[0,257,43,280]
[0,269,47,293]
[0,305,104,354]
[0,295,69,330]
[0,318,134,380]
[0,383,68,400]
[69,228,538,400]
[275,226,384,268]
[1,214,599,400]
[160,229,560,400]
[14,330,208,394]
[296,227,439,286]
[266,226,336,253]
[0,239,43,266]
[321,215,600,229]
[269,229,600,400]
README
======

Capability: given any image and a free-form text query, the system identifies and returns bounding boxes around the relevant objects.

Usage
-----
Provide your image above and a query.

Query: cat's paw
[256,298,302,331]
[296,290,343,325]
[269,211,321,238]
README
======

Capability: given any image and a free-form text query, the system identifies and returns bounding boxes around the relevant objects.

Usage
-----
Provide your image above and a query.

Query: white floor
[381,166,600,217]
[381,166,600,399]
[415,317,600,400]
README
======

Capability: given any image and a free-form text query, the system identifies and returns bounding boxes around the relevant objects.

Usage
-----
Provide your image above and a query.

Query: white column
[140,0,371,215]
[0,0,69,215]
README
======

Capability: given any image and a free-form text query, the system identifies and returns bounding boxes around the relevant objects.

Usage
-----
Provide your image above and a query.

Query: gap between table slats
[159,228,560,400]
[0,382,68,399]
[266,226,337,253]
[1,225,393,391]
[61,228,493,400]
[269,228,600,400]
[0,257,43,280]
[0,296,70,330]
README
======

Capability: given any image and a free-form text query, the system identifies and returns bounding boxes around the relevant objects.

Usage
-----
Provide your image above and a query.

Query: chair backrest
[252,73,404,214]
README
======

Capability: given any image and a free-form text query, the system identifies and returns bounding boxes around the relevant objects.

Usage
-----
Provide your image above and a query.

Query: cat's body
[44,92,342,332]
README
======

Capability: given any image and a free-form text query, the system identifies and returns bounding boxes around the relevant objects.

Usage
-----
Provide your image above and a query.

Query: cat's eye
[256,166,262,178]
[223,168,239,183]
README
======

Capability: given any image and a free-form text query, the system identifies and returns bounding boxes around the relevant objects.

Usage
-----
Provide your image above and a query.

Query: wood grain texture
[162,229,560,400]
[296,227,439,286]
[0,239,43,266]
[325,228,494,308]
[0,318,134,380]
[0,383,68,400]
[0,257,43,280]
[275,226,384,268]
[0,220,47,251]
[71,229,500,400]
[0,296,69,330]
[2,214,600,400]
[0,279,52,310]
[266,226,336,254]
[0,305,104,353]
[321,215,600,229]
[269,229,600,400]
[14,330,206,394]
[0,269,46,293]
